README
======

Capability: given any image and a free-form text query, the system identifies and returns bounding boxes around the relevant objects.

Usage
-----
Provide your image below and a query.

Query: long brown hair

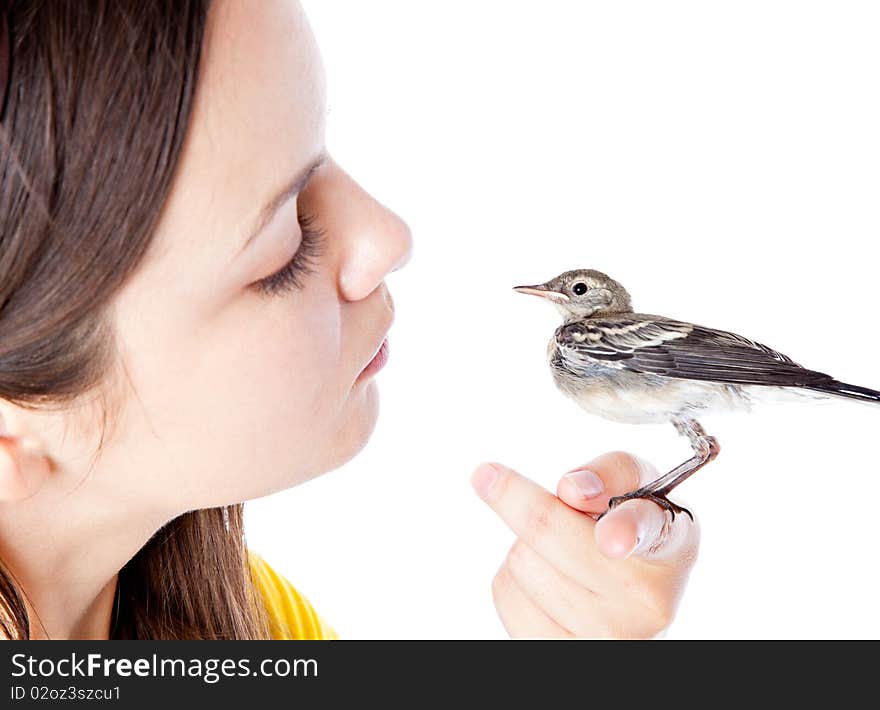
[0,0,271,639]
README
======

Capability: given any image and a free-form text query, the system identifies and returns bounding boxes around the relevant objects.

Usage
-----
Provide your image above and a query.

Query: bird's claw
[598,491,694,523]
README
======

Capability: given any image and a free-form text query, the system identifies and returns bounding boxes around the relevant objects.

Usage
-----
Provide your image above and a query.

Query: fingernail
[471,463,499,501]
[563,468,605,499]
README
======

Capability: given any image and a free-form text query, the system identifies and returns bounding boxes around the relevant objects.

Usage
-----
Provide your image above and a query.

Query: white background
[245,1,880,639]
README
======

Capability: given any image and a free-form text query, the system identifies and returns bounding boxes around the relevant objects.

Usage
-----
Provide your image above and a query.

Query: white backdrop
[244,0,880,639]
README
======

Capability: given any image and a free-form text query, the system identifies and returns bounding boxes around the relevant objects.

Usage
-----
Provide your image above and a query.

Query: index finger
[471,461,623,592]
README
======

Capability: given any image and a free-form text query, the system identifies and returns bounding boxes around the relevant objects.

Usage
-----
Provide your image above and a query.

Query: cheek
[111,288,354,508]
[248,300,344,434]
[204,296,348,485]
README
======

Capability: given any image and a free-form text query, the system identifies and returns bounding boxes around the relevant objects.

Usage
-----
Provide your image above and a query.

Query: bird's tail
[805,380,880,405]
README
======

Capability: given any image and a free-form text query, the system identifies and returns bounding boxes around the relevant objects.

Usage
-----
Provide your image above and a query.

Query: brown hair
[0,0,271,639]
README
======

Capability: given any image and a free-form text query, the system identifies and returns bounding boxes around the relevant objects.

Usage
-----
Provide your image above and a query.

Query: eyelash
[254,212,326,297]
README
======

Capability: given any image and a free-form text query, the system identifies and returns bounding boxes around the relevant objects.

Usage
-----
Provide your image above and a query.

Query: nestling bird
[514,269,880,520]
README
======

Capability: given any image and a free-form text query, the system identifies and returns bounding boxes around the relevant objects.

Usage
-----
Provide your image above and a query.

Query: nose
[330,165,413,302]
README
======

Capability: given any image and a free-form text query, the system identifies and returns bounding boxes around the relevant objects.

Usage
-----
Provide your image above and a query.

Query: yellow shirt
[248,550,338,640]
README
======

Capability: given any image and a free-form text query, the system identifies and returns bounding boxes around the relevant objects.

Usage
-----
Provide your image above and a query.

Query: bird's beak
[513,284,570,303]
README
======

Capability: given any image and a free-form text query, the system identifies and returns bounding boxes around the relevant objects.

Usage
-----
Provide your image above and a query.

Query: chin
[232,382,381,504]
[307,378,380,478]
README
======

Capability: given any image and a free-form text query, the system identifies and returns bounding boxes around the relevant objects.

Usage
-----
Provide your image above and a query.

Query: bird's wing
[554,316,835,387]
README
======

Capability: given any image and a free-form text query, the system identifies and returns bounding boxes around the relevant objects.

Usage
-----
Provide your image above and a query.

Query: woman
[0,0,698,639]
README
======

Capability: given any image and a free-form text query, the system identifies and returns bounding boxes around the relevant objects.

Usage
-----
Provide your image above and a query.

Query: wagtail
[514,269,880,520]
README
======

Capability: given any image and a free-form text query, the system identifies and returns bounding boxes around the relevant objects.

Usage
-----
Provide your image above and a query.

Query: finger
[491,563,574,639]
[472,462,617,591]
[503,540,620,638]
[594,497,700,566]
[556,451,658,515]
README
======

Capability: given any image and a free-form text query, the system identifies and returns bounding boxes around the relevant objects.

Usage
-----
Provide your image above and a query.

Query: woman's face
[103,0,411,512]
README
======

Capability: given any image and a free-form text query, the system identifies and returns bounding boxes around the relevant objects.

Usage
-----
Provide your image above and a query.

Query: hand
[471,451,700,638]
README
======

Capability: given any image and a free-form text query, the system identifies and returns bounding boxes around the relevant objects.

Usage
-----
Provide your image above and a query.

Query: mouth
[513,285,570,303]
[356,287,395,383]
[357,336,390,382]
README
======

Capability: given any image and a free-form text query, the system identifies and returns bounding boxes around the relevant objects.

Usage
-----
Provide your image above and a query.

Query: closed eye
[253,212,325,297]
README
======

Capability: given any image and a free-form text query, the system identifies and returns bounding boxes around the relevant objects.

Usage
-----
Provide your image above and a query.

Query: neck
[0,483,176,640]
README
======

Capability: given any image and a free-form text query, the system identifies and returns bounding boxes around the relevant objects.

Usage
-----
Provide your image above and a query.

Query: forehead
[156,0,326,256]
[561,270,603,284]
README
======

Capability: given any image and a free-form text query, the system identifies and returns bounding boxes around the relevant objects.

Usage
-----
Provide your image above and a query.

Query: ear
[0,435,52,502]
[586,287,613,309]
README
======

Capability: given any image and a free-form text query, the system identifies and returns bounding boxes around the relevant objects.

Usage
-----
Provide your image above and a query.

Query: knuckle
[505,539,533,579]
[491,565,511,603]
[605,450,649,489]
[639,590,675,635]
[637,608,673,638]
[616,574,677,636]
[523,495,557,539]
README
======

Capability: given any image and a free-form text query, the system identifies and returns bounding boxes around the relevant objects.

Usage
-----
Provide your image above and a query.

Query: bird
[514,268,880,521]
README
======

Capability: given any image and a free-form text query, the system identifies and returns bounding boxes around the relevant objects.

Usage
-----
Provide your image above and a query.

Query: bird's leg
[600,417,720,522]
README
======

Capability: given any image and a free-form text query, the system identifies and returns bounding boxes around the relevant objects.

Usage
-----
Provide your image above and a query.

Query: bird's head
[513,269,633,321]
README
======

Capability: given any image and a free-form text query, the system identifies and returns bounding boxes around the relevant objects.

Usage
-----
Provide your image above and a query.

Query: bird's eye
[572,282,588,296]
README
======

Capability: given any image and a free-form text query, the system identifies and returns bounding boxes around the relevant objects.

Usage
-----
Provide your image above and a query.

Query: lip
[357,337,389,382]
[354,286,395,384]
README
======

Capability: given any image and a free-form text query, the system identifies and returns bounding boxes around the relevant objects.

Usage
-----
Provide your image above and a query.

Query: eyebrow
[239,152,327,253]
